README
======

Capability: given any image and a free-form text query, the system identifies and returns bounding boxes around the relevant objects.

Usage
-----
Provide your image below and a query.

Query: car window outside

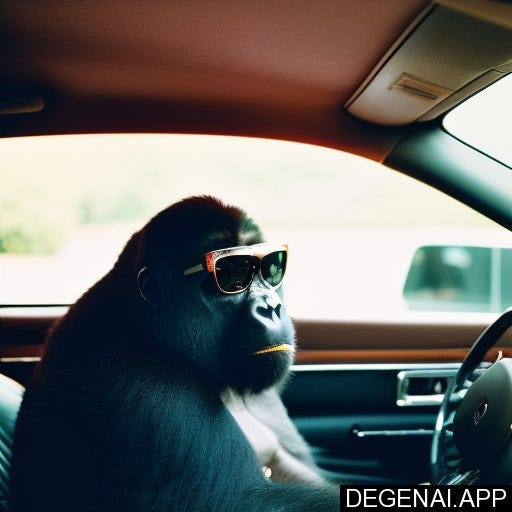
[443,73,512,169]
[1,134,510,321]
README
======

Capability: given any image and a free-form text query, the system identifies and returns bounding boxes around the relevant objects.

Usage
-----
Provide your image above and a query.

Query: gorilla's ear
[137,267,160,307]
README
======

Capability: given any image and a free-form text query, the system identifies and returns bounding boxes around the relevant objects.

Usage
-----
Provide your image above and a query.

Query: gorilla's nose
[249,289,283,326]
[256,302,282,320]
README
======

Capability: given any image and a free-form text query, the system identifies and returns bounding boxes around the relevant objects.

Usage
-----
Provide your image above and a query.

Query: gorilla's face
[167,245,295,393]
[139,197,296,393]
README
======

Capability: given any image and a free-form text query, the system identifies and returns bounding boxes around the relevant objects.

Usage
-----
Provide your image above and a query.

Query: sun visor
[344,3,512,126]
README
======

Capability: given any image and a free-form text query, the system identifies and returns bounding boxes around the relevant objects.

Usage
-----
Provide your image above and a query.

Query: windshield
[443,73,512,168]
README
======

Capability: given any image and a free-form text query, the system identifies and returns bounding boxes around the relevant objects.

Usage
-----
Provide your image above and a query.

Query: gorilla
[10,196,338,511]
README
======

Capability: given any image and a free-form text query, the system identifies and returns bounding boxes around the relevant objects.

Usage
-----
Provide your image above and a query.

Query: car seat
[0,374,24,512]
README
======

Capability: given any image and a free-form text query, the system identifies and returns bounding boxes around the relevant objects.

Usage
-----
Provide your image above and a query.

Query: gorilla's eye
[261,251,286,287]
[215,256,255,292]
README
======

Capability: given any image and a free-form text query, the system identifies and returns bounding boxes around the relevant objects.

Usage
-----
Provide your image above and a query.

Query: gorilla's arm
[80,356,338,512]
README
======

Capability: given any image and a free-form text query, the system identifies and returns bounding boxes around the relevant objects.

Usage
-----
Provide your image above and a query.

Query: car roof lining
[0,1,510,167]
[0,97,408,162]
[0,0,429,161]
[0,1,429,107]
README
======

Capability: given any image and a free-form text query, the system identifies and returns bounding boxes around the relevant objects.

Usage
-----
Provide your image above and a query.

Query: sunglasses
[183,243,288,294]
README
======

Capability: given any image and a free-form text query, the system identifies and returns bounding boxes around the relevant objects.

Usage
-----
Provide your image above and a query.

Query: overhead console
[344,0,512,125]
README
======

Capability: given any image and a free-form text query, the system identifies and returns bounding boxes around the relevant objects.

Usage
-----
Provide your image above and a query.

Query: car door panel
[283,365,445,483]
[282,318,509,483]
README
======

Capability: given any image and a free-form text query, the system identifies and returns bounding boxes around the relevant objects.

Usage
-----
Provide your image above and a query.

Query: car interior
[0,0,512,504]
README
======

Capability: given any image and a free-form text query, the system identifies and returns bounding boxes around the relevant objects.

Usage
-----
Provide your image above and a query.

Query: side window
[1,134,511,321]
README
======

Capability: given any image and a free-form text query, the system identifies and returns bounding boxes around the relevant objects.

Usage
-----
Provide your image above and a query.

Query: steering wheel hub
[431,308,512,484]
[454,358,512,481]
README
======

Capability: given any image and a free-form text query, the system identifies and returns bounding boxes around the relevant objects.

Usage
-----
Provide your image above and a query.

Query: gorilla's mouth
[251,344,294,356]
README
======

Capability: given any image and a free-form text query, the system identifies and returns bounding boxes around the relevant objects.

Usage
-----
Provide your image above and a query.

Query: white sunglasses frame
[183,243,288,294]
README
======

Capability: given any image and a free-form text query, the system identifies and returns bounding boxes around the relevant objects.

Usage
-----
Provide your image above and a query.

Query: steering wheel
[431,307,512,484]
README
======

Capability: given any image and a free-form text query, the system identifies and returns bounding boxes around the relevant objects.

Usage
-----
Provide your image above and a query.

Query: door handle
[396,369,458,407]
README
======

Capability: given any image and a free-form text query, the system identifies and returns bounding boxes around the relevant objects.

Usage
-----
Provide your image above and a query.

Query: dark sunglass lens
[261,251,286,287]
[215,256,254,293]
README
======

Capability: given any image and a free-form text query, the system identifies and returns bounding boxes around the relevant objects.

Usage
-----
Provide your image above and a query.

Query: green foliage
[0,224,61,254]
[0,186,72,254]
[0,136,157,254]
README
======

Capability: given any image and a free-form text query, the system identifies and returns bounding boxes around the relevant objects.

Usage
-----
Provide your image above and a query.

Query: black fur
[10,196,338,511]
